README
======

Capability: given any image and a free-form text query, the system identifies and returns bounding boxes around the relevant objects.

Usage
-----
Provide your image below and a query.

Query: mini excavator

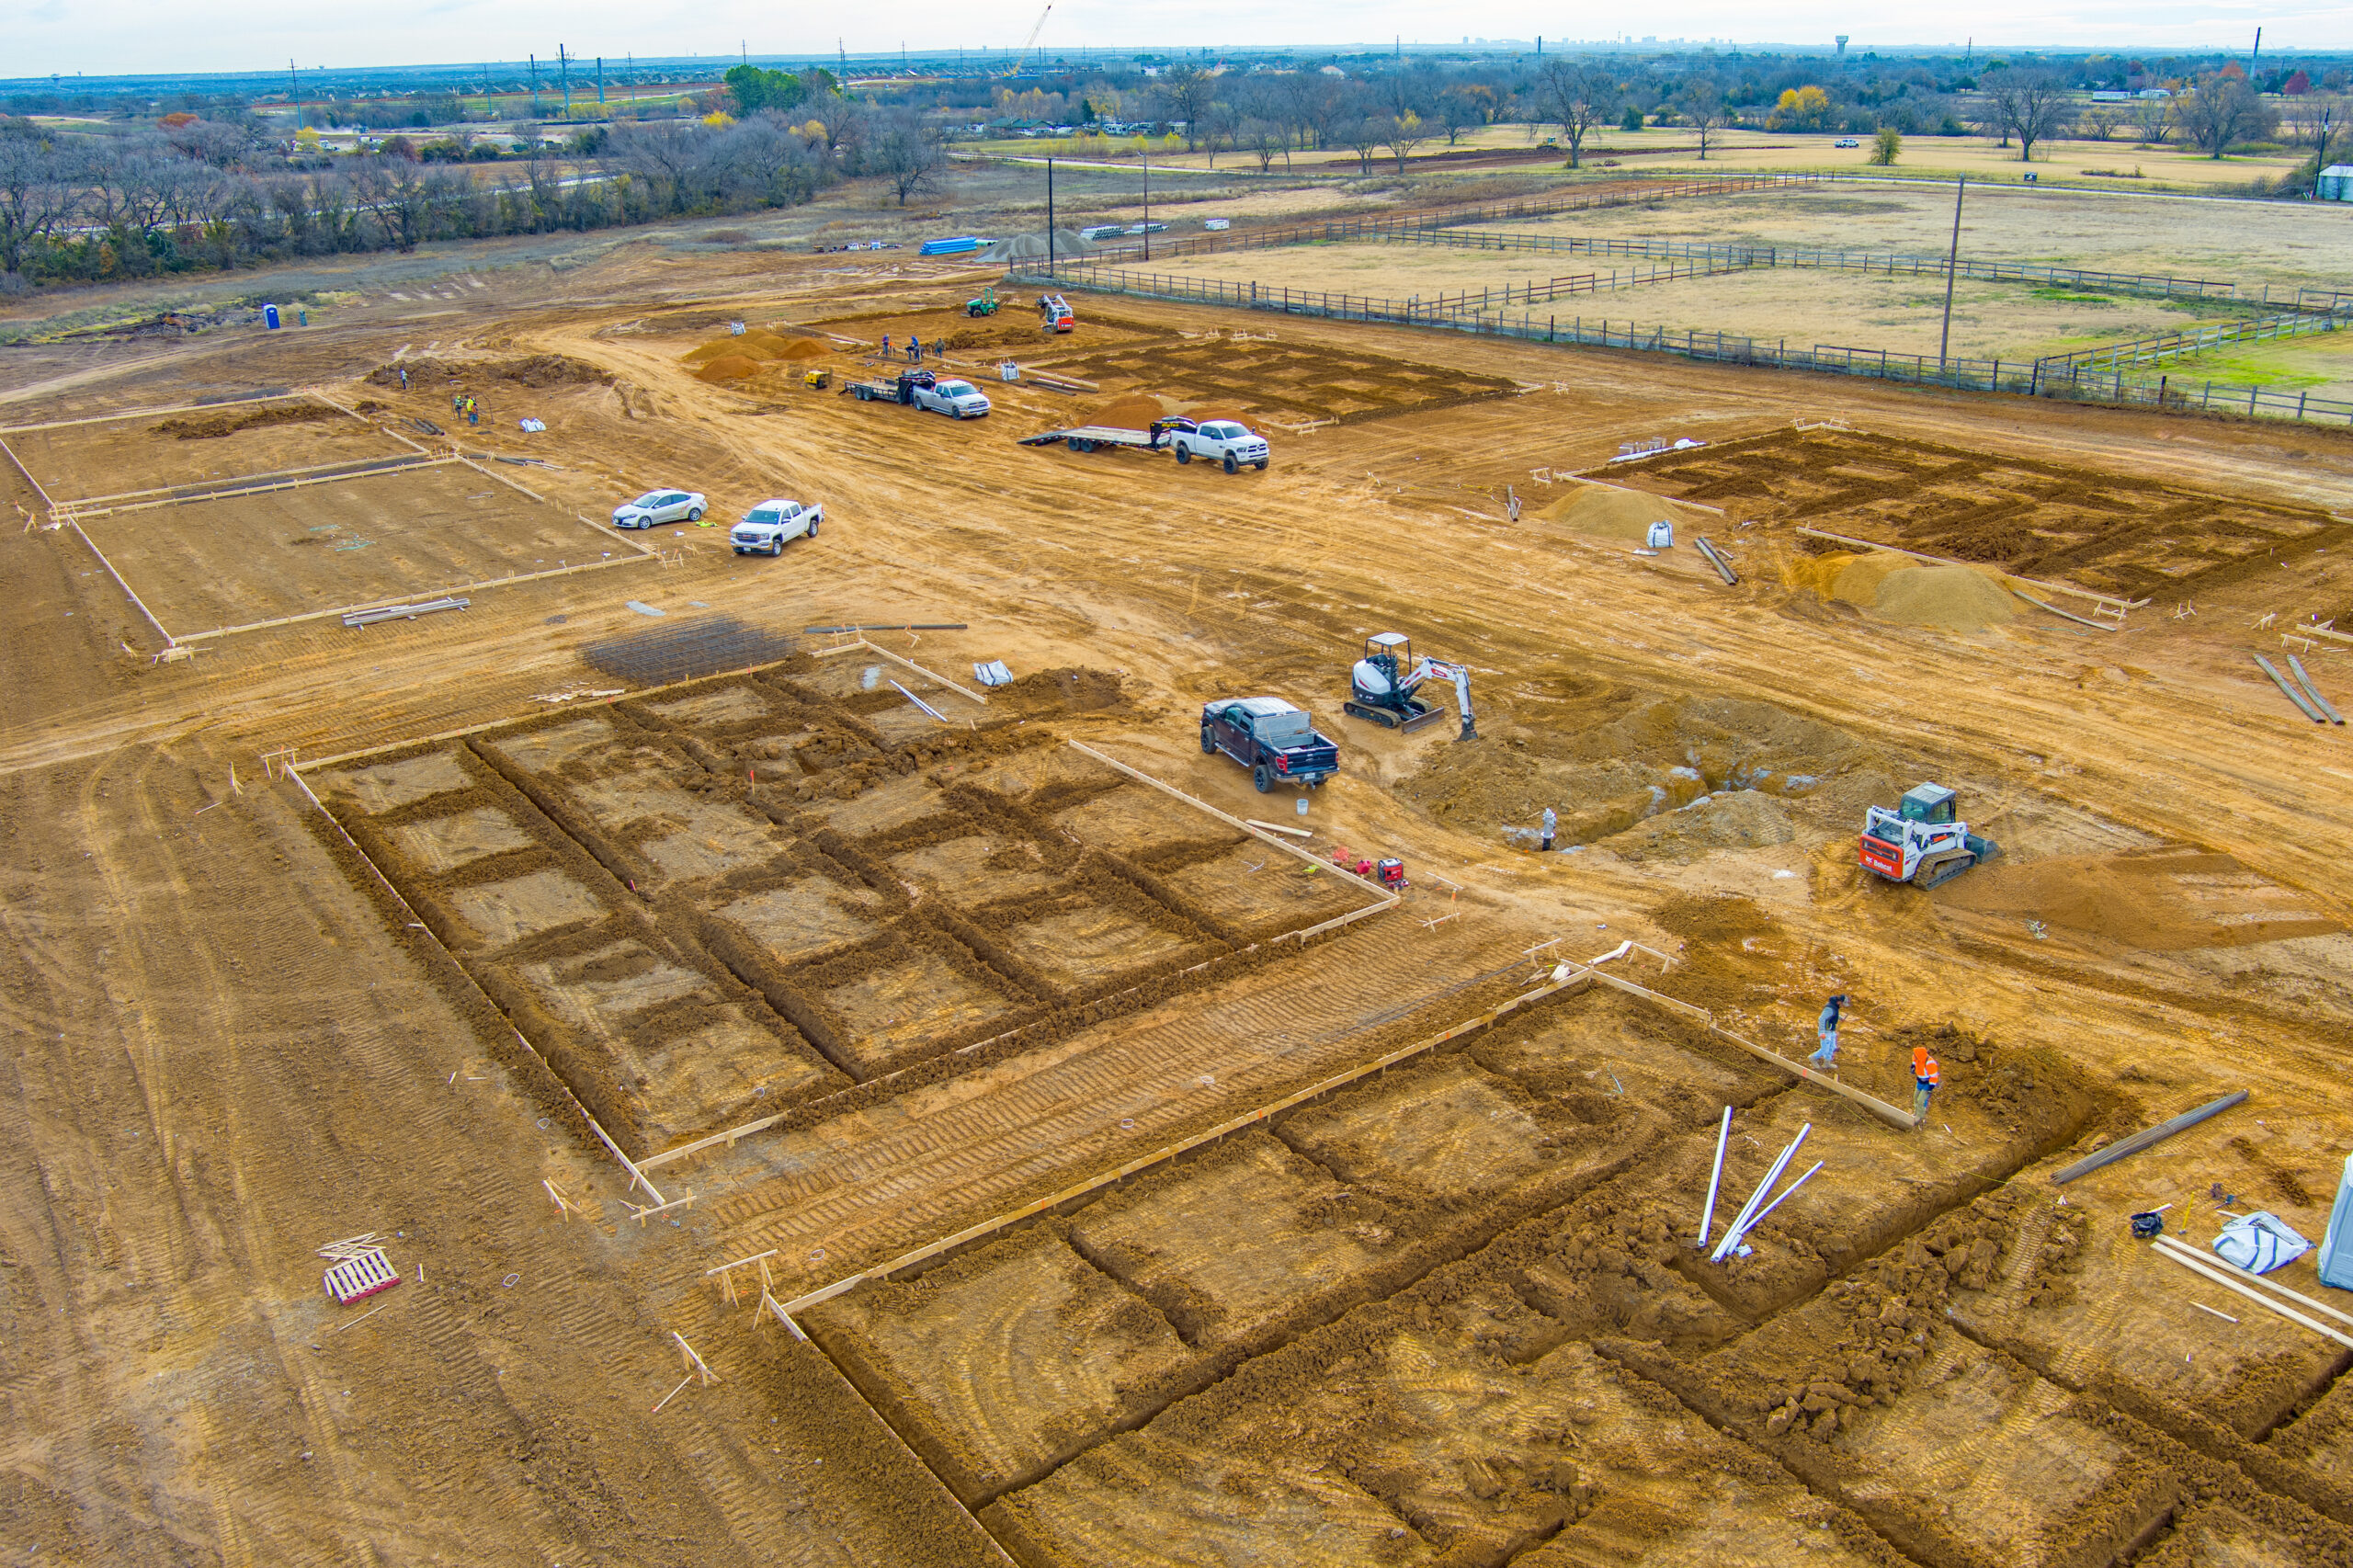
[1344,633,1477,741]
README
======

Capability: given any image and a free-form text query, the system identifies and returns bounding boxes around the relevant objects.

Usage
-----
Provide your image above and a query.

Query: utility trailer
[1018,421,1179,454]
[1020,415,1271,471]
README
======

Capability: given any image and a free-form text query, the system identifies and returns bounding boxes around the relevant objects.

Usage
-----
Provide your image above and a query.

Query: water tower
[1836,35,1849,56]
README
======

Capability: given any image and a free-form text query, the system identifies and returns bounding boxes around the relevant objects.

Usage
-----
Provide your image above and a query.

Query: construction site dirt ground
[6,191,2353,1568]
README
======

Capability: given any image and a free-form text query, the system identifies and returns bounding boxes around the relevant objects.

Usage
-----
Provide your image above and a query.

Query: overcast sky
[10,1,2345,80]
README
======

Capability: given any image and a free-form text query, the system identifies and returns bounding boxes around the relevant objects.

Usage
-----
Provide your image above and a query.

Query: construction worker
[1808,995,1848,1070]
[1912,1044,1941,1122]
[880,332,892,358]
[907,335,922,363]
[397,366,409,392]
[1540,805,1556,852]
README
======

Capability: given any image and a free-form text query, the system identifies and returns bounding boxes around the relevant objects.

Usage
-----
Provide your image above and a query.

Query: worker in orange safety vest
[1911,1045,1940,1124]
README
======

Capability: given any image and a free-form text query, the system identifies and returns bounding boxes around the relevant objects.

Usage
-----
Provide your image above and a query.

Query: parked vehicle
[1166,417,1270,473]
[844,370,992,418]
[1019,415,1270,474]
[1835,138,1860,148]
[1199,697,1339,791]
[730,498,824,555]
[610,489,706,528]
[912,376,992,418]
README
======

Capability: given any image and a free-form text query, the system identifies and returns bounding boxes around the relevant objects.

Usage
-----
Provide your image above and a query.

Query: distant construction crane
[1003,3,1051,74]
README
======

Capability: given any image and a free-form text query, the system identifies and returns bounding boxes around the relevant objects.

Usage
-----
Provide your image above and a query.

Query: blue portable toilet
[263,303,281,329]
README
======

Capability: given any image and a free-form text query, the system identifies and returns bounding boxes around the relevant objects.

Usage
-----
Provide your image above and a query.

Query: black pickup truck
[1199,697,1340,791]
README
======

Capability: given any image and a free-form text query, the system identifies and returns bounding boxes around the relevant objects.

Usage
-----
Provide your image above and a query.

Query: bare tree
[1532,60,1620,167]
[864,111,945,205]
[1382,110,1431,173]
[1242,118,1288,173]
[2170,73,2274,157]
[808,91,863,154]
[1339,116,1385,175]
[1977,68,2073,161]
[1677,76,1730,160]
[2131,95,2172,144]
[2078,108,2120,141]
[1156,67,1218,151]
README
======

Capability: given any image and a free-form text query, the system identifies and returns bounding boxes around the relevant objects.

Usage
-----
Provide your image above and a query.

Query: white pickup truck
[845,370,992,418]
[730,498,823,555]
[913,376,991,418]
[1166,417,1270,473]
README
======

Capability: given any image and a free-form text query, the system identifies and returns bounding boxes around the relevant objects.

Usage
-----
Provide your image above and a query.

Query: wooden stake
[673,1332,719,1385]
[651,1375,693,1415]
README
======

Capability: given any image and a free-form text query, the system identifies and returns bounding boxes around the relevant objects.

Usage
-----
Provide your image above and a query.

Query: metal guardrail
[1008,265,2353,431]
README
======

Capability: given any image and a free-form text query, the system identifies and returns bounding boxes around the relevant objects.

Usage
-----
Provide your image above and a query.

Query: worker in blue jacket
[1807,994,1848,1070]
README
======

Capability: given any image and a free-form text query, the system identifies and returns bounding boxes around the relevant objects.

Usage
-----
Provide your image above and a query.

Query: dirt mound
[772,336,831,361]
[1398,691,1879,850]
[693,356,762,383]
[1530,482,1707,543]
[151,403,337,440]
[1084,393,1173,430]
[998,667,1131,717]
[1598,789,1798,863]
[365,355,610,390]
[1934,849,2341,951]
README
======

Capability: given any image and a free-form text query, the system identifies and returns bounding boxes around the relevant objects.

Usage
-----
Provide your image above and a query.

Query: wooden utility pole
[1142,142,1151,262]
[1046,156,1056,274]
[1937,176,1965,372]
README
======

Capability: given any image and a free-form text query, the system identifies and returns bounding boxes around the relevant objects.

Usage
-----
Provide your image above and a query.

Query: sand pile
[1787,550,2017,631]
[1876,566,2017,630]
[692,356,762,383]
[1530,482,1705,542]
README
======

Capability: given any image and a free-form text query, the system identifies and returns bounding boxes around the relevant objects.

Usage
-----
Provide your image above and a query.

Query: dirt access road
[5,202,2353,1566]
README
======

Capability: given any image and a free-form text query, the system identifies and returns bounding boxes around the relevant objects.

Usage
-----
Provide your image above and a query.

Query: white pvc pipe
[1713,1124,1809,1263]
[1698,1106,1732,1246]
[1727,1160,1823,1250]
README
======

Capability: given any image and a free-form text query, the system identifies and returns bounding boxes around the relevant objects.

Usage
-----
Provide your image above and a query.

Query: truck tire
[768,538,783,556]
[805,517,819,536]
[1175,445,1191,465]
[1255,459,1269,471]
[1200,726,1215,755]
[1253,763,1273,792]
[1222,454,1239,474]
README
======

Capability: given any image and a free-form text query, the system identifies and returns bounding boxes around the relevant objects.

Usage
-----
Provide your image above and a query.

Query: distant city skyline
[9,1,2348,81]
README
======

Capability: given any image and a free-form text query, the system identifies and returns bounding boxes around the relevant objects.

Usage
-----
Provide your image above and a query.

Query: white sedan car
[731,498,824,555]
[610,488,707,528]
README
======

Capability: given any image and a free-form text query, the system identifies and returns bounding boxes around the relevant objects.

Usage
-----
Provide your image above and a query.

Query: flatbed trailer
[1017,424,1171,453]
